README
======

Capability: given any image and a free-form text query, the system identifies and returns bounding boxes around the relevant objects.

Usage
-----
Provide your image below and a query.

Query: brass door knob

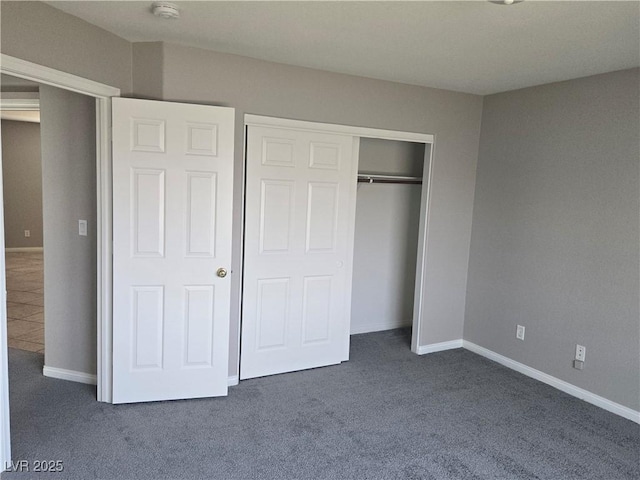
[217,268,228,278]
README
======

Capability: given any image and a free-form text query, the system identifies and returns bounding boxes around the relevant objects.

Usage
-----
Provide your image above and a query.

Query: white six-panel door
[112,98,234,403]
[241,125,357,379]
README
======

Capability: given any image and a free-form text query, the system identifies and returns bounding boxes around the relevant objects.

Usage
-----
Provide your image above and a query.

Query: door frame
[240,114,435,365]
[0,53,119,469]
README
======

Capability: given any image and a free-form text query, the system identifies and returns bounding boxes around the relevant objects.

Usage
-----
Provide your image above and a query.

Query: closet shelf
[357,173,422,184]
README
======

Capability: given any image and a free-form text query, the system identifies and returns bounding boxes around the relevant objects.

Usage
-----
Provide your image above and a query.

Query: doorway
[351,138,426,337]
[0,91,45,354]
[1,75,99,384]
[0,54,119,468]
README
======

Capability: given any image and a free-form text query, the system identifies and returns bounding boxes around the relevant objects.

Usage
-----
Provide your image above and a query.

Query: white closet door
[241,125,357,379]
[112,98,234,403]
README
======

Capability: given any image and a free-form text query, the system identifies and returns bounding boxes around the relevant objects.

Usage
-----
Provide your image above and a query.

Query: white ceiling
[45,1,639,95]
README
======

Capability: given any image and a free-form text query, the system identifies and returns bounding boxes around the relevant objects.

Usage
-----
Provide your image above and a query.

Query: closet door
[241,125,357,379]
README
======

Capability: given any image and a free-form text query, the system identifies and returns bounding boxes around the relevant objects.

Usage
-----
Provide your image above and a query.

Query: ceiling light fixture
[489,0,524,4]
[151,2,180,20]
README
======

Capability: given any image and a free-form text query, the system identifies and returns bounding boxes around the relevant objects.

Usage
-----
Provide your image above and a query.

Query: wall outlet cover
[516,325,525,340]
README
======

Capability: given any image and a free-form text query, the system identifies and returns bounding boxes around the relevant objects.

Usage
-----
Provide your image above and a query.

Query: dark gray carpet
[2,328,639,479]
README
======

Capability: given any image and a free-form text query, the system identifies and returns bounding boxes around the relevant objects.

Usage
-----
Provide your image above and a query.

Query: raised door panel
[301,276,332,345]
[131,118,165,153]
[305,182,339,253]
[262,137,296,167]
[183,286,215,367]
[132,169,165,257]
[186,172,216,257]
[259,180,294,254]
[131,286,164,370]
[186,123,218,156]
[256,278,290,350]
[309,142,341,170]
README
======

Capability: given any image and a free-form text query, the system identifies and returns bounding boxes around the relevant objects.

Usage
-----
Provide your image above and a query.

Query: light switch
[78,220,88,236]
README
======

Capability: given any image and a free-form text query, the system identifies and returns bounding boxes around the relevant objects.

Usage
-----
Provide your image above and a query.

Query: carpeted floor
[2,328,639,479]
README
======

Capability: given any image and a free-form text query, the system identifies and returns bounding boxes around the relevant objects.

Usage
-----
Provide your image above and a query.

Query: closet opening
[351,137,429,347]
[240,114,434,380]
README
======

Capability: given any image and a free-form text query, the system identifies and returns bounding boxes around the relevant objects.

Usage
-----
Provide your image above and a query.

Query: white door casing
[241,125,357,379]
[112,98,234,403]
[0,122,10,468]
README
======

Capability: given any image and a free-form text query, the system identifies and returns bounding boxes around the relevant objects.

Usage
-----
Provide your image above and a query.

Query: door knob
[217,268,228,278]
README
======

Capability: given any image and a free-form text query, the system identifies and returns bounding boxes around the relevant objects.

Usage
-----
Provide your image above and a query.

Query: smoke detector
[151,2,180,19]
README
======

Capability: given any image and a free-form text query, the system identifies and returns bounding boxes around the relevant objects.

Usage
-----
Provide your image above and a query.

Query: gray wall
[464,69,640,411]
[146,42,483,374]
[132,42,164,100]
[0,1,132,94]
[351,138,424,333]
[39,86,97,375]
[1,120,43,248]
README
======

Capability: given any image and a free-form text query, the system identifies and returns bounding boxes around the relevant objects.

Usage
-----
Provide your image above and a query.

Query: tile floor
[6,251,44,353]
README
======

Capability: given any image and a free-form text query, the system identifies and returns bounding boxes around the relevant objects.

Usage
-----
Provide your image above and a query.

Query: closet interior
[351,137,427,336]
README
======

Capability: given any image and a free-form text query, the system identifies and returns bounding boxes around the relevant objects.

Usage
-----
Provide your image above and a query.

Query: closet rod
[357,173,422,185]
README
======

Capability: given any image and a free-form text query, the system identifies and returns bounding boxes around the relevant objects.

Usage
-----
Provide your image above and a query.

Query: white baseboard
[350,320,411,335]
[416,339,463,355]
[43,366,97,385]
[5,247,43,253]
[43,369,238,389]
[44,369,236,389]
[463,340,640,424]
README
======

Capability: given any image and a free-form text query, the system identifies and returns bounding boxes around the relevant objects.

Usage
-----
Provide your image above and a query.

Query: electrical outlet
[78,220,87,237]
[24,230,30,238]
[575,344,586,362]
[516,324,525,340]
